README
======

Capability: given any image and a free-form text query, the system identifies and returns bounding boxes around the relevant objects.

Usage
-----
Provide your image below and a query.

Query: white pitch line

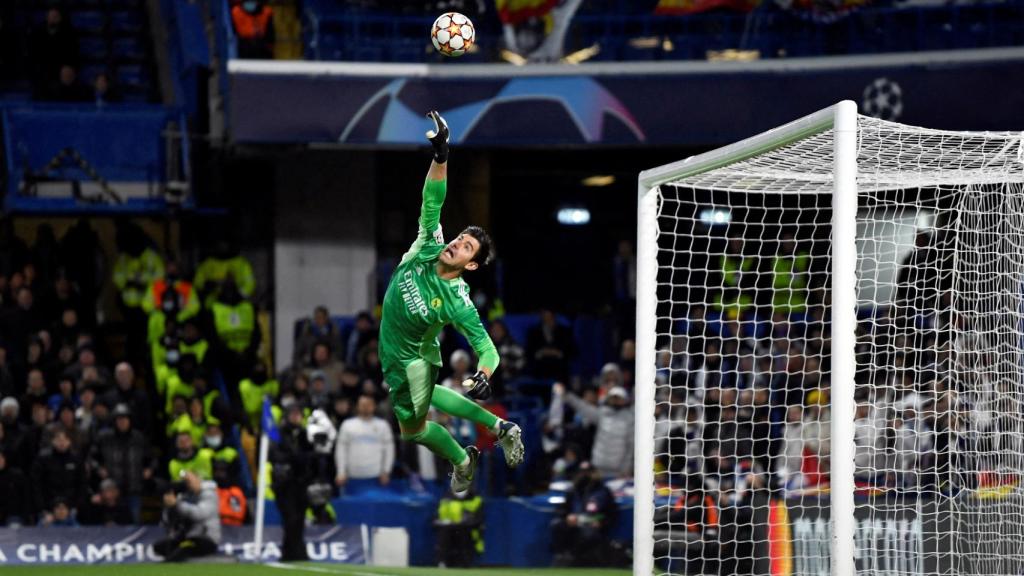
[264,561,397,576]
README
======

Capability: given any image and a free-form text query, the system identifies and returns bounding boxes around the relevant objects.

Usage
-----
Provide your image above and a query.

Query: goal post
[634,100,1024,576]
[635,101,858,576]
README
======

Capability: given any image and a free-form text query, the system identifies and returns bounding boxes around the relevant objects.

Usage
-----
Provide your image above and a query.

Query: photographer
[154,470,220,563]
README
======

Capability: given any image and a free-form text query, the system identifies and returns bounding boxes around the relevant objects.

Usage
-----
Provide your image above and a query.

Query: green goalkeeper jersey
[379,177,499,374]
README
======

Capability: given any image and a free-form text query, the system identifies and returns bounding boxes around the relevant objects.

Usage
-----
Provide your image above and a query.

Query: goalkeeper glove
[426,110,449,164]
[462,370,491,401]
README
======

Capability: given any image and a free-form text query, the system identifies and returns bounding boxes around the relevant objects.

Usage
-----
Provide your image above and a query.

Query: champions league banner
[228,48,1024,147]
[0,525,365,565]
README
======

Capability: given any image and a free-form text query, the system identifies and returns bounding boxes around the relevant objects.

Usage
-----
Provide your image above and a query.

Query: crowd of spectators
[0,212,989,571]
[0,218,263,528]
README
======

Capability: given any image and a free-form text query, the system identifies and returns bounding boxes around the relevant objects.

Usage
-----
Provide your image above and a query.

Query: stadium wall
[273,152,377,368]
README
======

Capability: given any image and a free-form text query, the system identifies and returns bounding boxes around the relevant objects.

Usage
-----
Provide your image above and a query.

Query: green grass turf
[0,564,632,576]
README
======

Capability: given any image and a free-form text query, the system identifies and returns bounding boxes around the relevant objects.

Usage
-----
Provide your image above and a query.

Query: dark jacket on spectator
[79,499,133,526]
[0,462,33,525]
[91,427,154,496]
[32,446,86,511]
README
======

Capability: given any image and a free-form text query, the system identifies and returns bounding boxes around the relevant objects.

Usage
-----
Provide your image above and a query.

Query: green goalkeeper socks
[403,421,467,466]
[431,385,500,430]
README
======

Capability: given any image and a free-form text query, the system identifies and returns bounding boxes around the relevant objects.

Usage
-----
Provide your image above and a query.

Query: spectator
[2,287,44,365]
[294,306,343,366]
[0,345,14,398]
[45,498,78,527]
[487,319,524,385]
[526,310,574,381]
[334,395,395,490]
[357,342,384,389]
[345,311,377,367]
[306,342,344,392]
[439,350,476,446]
[48,401,88,453]
[65,344,112,391]
[0,398,29,469]
[51,65,91,103]
[208,275,258,398]
[32,428,86,520]
[59,220,104,325]
[80,478,133,526]
[854,399,885,483]
[551,443,583,481]
[771,233,811,316]
[551,461,618,567]
[213,459,247,527]
[203,422,241,485]
[91,404,154,521]
[93,73,122,106]
[112,222,164,363]
[169,432,214,481]
[435,487,484,568]
[143,260,201,345]
[0,451,32,526]
[104,362,151,434]
[232,0,275,59]
[239,361,279,432]
[20,370,49,418]
[193,240,255,307]
[155,470,221,562]
[30,8,79,99]
[552,382,633,479]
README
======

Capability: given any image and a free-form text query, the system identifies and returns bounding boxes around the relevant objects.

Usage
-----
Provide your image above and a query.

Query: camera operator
[154,470,221,563]
[271,403,319,562]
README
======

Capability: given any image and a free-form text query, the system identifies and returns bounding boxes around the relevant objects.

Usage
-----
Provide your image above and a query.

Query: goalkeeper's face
[440,233,481,272]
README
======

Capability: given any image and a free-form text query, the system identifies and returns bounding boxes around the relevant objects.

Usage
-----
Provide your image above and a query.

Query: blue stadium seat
[115,64,150,88]
[111,36,146,61]
[79,64,108,85]
[78,36,109,61]
[108,10,144,34]
[69,10,106,34]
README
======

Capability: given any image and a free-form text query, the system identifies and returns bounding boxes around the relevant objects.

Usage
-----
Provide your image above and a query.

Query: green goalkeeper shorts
[384,358,438,424]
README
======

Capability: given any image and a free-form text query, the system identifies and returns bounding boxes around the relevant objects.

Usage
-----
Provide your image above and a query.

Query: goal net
[634,101,1024,576]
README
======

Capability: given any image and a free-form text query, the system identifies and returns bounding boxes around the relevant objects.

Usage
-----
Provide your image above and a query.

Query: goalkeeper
[379,111,524,495]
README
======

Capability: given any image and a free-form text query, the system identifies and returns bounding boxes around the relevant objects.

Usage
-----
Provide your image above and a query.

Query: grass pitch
[0,563,632,576]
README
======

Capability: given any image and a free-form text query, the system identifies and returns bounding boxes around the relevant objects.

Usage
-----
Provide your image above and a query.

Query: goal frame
[634,100,859,576]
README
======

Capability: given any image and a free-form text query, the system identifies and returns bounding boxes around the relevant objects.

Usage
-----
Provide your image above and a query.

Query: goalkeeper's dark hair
[463,226,495,267]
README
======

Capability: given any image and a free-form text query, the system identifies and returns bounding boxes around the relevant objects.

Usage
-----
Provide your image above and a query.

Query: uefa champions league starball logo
[862,77,904,121]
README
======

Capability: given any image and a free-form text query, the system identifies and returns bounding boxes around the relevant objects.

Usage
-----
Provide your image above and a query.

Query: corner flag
[261,396,280,442]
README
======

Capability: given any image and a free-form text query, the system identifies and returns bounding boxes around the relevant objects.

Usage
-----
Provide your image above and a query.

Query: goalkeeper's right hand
[426,110,449,164]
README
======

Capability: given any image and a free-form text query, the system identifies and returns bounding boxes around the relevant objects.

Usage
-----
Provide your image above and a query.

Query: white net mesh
[648,115,1024,575]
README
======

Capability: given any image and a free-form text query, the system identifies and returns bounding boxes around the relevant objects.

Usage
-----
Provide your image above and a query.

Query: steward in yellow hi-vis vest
[772,234,811,315]
[435,489,483,567]
[714,238,756,321]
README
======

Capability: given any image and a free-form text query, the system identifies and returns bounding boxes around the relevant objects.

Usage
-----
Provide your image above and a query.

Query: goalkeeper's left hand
[426,110,449,164]
[462,370,491,401]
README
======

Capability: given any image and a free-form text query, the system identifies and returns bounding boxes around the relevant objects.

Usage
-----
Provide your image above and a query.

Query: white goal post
[635,100,1024,576]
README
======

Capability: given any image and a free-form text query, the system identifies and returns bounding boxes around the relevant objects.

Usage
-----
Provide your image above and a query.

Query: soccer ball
[431,12,475,57]
[862,77,904,121]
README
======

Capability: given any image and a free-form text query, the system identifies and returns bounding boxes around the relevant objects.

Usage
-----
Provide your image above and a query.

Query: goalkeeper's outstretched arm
[401,111,451,265]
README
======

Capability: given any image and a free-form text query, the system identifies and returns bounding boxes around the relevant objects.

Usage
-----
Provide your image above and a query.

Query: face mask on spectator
[205,435,222,449]
[243,1,259,12]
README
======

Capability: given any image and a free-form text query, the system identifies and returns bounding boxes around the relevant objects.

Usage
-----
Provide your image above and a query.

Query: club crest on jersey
[433,226,444,245]
[431,297,442,309]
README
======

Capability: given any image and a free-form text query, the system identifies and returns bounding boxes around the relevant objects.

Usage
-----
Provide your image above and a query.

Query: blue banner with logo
[228,49,1024,147]
[0,525,364,565]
